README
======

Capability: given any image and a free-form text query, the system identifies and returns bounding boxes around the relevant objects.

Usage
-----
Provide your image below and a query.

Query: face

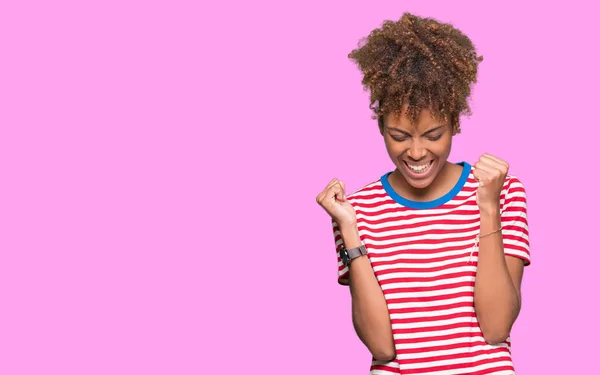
[380,106,454,191]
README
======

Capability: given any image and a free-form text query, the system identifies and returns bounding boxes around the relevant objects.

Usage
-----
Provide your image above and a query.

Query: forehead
[383,107,444,131]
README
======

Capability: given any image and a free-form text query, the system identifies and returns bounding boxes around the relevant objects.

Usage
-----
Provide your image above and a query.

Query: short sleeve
[500,176,531,265]
[331,219,350,285]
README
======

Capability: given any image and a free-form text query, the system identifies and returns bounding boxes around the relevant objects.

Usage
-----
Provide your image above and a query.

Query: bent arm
[340,224,396,361]
[474,209,525,344]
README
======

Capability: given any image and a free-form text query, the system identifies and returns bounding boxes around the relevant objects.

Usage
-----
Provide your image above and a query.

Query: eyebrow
[385,125,445,136]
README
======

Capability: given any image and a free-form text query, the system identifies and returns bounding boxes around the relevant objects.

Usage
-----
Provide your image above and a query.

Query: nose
[407,139,427,161]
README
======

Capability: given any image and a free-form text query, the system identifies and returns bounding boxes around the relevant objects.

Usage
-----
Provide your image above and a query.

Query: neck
[391,161,459,202]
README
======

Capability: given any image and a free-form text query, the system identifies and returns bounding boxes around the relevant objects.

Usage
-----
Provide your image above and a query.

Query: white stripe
[398,344,510,360]
[502,226,528,237]
[387,295,474,309]
[502,199,526,209]
[504,249,530,260]
[367,239,476,254]
[383,284,475,298]
[371,250,476,267]
[378,266,478,283]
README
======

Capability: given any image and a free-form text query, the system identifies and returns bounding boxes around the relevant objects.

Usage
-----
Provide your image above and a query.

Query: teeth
[407,162,431,173]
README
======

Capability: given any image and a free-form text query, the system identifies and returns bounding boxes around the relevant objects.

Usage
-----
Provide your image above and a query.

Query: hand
[473,153,509,214]
[316,178,357,228]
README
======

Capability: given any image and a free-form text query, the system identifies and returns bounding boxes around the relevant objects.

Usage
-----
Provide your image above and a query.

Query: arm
[472,154,530,345]
[339,223,396,362]
[474,208,524,344]
[317,178,395,361]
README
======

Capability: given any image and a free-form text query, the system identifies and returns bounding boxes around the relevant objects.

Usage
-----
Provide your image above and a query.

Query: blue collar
[380,162,472,209]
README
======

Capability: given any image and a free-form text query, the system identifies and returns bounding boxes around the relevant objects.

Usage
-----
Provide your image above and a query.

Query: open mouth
[404,160,434,175]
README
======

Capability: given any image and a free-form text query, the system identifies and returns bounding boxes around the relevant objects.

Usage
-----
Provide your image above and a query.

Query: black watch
[340,242,368,266]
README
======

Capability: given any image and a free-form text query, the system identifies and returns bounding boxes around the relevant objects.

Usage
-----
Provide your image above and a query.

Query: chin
[405,176,435,190]
[396,159,440,190]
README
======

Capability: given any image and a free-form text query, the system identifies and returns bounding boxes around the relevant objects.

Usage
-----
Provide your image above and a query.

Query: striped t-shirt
[331,162,530,375]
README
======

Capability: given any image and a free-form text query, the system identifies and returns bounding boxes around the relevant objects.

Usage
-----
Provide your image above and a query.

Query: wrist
[479,204,500,217]
[339,223,362,248]
[479,204,501,234]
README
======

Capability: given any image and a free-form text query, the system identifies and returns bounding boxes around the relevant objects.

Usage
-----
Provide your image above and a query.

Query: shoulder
[345,175,387,206]
[500,174,528,211]
[502,174,526,194]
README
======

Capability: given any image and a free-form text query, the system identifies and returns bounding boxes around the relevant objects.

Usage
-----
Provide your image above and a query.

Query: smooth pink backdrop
[1,1,598,374]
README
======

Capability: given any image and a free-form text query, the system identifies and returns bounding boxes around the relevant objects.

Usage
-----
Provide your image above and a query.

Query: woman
[316,13,530,375]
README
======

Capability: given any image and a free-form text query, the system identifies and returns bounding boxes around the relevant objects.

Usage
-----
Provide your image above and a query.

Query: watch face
[340,247,349,266]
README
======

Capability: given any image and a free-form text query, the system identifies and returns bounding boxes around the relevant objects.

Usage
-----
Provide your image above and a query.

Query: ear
[378,116,384,135]
[451,115,460,135]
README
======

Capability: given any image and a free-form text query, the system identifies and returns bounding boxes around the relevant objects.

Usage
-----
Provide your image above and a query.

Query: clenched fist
[316,178,357,228]
[473,153,509,214]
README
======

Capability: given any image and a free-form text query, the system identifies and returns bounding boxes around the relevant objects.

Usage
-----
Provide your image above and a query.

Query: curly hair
[348,12,483,134]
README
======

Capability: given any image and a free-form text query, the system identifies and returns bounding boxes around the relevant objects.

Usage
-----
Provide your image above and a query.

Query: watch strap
[346,243,368,259]
[340,242,368,266]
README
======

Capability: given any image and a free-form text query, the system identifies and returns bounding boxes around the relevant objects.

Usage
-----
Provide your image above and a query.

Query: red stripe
[368,243,475,257]
[394,331,484,344]
[503,196,526,205]
[397,339,489,354]
[503,233,530,246]
[399,355,513,374]
[370,363,399,372]
[389,301,474,315]
[382,291,474,303]
[504,243,529,254]
[391,311,476,325]
[383,280,475,294]
[372,251,474,266]
[501,216,527,226]
[501,223,528,233]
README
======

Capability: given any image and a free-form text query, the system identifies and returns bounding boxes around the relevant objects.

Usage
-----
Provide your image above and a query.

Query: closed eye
[426,134,443,141]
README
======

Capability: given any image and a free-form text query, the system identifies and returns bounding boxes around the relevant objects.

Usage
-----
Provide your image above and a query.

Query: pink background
[1,1,598,374]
